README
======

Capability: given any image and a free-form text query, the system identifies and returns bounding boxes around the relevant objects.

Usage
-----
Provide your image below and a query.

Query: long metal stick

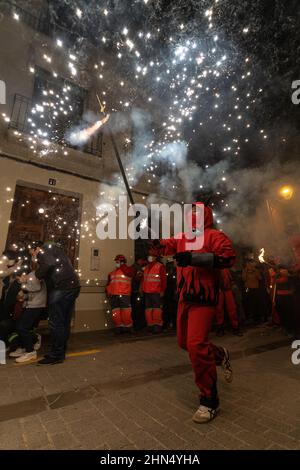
[109,131,135,206]
[96,93,135,206]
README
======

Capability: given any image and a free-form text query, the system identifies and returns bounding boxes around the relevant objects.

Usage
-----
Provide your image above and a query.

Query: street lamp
[278,185,294,200]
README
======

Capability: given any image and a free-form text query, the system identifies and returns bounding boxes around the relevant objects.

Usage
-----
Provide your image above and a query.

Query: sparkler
[258,248,265,263]
[69,114,110,145]
[68,94,110,145]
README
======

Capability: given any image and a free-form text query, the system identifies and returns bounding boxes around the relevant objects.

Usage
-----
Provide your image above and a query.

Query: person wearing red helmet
[106,255,135,334]
[153,202,236,423]
[141,249,167,333]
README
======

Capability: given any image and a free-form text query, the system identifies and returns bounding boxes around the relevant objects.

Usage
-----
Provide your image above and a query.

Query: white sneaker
[221,347,233,383]
[9,348,25,358]
[15,351,37,363]
[192,405,220,423]
[34,334,42,351]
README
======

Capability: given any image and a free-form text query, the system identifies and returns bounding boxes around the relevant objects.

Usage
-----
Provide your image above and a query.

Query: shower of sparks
[69,114,110,145]
[1,0,290,281]
[258,248,265,263]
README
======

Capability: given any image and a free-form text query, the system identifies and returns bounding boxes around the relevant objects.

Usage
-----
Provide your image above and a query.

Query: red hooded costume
[157,203,236,408]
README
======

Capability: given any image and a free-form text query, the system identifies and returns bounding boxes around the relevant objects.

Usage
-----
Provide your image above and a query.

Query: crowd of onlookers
[238,256,300,337]
[108,252,300,339]
[0,241,80,364]
[1,243,299,366]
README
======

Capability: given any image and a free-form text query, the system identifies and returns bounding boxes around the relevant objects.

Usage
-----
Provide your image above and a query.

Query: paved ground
[0,325,300,450]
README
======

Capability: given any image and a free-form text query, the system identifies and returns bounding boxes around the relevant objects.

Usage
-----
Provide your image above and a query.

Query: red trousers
[177,302,225,399]
[110,295,133,328]
[112,308,132,327]
[145,293,163,326]
[145,309,163,326]
[215,290,239,329]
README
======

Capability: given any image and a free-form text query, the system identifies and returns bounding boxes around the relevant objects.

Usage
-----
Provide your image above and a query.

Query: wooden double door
[6,184,81,265]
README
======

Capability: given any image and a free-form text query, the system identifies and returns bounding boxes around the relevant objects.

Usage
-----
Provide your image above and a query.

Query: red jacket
[106,265,135,296]
[160,204,235,305]
[275,270,294,296]
[142,262,167,295]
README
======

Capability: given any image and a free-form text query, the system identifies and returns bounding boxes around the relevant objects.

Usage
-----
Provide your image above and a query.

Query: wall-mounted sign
[90,248,100,271]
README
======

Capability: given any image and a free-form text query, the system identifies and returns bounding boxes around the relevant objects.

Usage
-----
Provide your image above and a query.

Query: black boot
[124,327,133,334]
[152,325,162,334]
[216,326,225,337]
[232,327,243,336]
[38,356,64,365]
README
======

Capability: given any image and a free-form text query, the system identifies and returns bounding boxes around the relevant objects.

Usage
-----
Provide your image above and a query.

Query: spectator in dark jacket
[0,251,23,348]
[0,250,22,318]
[29,241,80,365]
[0,269,32,352]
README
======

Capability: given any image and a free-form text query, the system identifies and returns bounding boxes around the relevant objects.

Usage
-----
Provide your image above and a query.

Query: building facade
[0,0,173,332]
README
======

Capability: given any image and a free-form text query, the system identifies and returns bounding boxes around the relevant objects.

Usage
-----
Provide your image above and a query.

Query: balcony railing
[9,93,103,158]
[1,1,40,30]
[1,1,84,47]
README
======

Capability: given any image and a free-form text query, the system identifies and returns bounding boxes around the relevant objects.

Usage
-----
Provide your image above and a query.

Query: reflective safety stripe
[111,275,131,280]
[108,268,132,296]
[144,274,161,282]
[142,263,164,294]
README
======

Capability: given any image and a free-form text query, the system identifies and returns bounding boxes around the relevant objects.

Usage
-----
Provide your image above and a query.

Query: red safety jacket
[106,265,135,296]
[159,204,235,305]
[142,262,167,294]
[276,271,294,296]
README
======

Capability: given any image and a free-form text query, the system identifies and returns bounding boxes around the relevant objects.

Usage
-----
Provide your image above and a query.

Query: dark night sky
[47,0,300,169]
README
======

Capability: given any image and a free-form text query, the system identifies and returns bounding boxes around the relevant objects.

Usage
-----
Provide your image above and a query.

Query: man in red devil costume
[153,202,235,423]
[106,255,135,334]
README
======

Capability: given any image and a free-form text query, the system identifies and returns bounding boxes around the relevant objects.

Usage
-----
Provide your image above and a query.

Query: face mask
[115,262,121,268]
[148,256,154,263]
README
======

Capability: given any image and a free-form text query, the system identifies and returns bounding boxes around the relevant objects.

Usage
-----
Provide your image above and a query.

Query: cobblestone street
[0,326,300,450]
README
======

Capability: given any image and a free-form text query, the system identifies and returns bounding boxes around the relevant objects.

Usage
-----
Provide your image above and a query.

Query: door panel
[6,184,81,265]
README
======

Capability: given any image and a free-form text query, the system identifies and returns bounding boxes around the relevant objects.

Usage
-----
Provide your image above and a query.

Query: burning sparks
[0,0,286,268]
[69,114,110,145]
[279,185,294,200]
[258,248,265,264]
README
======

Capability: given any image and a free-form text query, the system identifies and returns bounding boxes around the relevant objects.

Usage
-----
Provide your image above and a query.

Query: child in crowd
[9,268,46,363]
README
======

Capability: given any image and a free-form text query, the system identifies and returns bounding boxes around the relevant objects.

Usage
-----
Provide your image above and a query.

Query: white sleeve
[23,273,42,293]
